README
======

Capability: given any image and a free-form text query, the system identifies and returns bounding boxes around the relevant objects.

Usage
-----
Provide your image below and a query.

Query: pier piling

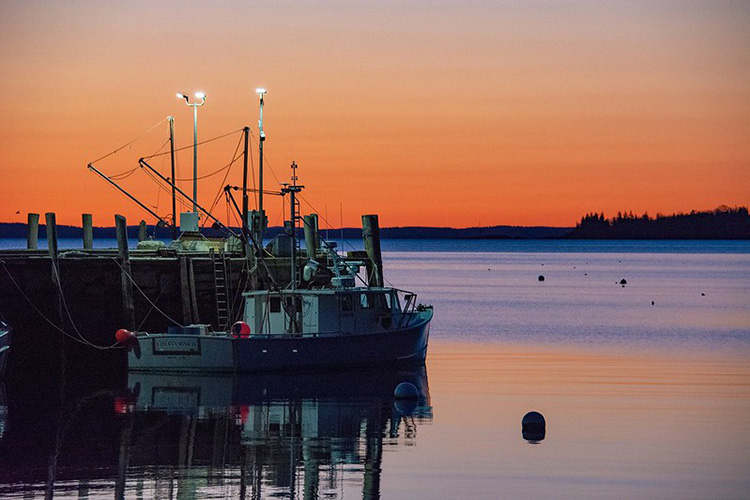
[82,214,93,250]
[361,215,383,287]
[116,215,135,330]
[138,220,147,242]
[46,212,58,259]
[27,213,39,250]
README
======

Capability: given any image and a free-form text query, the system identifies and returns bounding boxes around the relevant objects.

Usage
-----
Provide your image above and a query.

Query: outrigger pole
[137,158,240,239]
[87,163,174,229]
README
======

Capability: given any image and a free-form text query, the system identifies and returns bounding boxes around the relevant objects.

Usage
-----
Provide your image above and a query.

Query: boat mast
[256,88,267,243]
[281,162,303,333]
[241,126,250,255]
[168,116,177,239]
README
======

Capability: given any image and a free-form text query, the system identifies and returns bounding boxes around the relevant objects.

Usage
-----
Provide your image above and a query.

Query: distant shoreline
[1,205,748,240]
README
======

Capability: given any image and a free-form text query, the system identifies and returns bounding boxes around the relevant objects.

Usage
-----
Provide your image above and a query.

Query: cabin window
[341,295,353,312]
[373,293,389,310]
[360,293,371,309]
[270,296,281,313]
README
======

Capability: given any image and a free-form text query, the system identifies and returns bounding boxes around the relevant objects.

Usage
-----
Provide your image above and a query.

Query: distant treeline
[567,206,750,239]
[2,207,747,240]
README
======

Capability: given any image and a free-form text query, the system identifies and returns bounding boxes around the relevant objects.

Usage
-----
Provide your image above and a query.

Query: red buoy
[232,321,251,338]
[115,328,136,345]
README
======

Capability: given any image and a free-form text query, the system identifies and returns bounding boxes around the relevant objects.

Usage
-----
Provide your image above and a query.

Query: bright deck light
[256,88,267,95]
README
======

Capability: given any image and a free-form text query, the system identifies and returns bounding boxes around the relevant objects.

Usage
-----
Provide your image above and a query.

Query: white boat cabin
[243,288,408,336]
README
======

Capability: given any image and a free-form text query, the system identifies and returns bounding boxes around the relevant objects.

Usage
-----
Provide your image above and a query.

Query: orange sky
[1,1,748,228]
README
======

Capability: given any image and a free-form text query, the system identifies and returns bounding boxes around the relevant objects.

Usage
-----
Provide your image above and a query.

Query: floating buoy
[232,321,251,338]
[651,301,655,305]
[522,411,546,443]
[619,279,627,285]
[115,328,140,357]
[701,293,705,296]
[538,275,545,282]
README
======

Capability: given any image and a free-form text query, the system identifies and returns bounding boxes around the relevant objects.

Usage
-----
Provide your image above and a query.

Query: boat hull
[129,309,431,373]
[0,324,9,378]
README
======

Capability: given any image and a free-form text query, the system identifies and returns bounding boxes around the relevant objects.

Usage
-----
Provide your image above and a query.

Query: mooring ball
[522,411,546,442]
[115,328,135,345]
[619,278,627,285]
[393,382,419,400]
[522,411,545,427]
[232,321,251,338]
[538,275,545,282]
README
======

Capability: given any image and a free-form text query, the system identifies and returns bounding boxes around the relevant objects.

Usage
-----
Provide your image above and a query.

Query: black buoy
[538,275,545,282]
[619,278,627,285]
[651,301,655,305]
[701,292,705,296]
[522,411,546,443]
[393,382,419,400]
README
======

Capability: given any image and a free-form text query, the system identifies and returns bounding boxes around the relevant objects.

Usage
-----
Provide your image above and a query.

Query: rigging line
[142,168,181,208]
[1,262,124,350]
[109,257,185,327]
[204,134,244,225]
[136,290,163,331]
[109,166,139,180]
[173,159,236,181]
[143,128,243,159]
[89,117,169,165]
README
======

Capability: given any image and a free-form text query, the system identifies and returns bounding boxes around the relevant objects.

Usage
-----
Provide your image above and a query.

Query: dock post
[303,214,319,259]
[138,220,147,242]
[82,214,93,250]
[115,215,135,330]
[179,257,191,324]
[361,215,383,287]
[45,212,58,259]
[27,213,39,250]
[46,212,65,362]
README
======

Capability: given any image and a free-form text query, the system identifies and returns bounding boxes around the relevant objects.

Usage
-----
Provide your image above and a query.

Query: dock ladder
[210,248,230,330]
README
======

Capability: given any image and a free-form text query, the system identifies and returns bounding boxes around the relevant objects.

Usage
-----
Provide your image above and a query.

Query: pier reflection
[0,368,432,499]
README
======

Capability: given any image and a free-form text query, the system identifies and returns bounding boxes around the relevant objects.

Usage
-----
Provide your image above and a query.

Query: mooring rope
[1,261,123,350]
[108,257,184,328]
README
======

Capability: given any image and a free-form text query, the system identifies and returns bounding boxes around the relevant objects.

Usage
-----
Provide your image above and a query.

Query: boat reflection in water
[120,367,431,499]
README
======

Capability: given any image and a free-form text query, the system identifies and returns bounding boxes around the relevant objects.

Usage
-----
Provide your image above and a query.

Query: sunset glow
[1,1,747,228]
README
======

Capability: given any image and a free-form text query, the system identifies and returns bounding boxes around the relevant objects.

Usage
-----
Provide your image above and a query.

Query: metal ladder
[210,248,229,330]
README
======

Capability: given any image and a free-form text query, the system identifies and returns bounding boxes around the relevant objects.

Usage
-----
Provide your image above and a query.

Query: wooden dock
[0,212,382,380]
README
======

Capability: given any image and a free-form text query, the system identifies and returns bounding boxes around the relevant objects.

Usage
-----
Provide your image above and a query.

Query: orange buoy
[232,321,251,338]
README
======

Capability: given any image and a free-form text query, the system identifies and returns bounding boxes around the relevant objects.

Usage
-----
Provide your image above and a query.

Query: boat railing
[396,289,419,327]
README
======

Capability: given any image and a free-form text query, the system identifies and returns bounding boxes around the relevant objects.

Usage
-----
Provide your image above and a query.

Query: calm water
[0,240,749,498]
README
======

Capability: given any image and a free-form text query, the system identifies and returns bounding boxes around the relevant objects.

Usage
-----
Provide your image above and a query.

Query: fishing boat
[122,170,432,374]
[106,90,431,373]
